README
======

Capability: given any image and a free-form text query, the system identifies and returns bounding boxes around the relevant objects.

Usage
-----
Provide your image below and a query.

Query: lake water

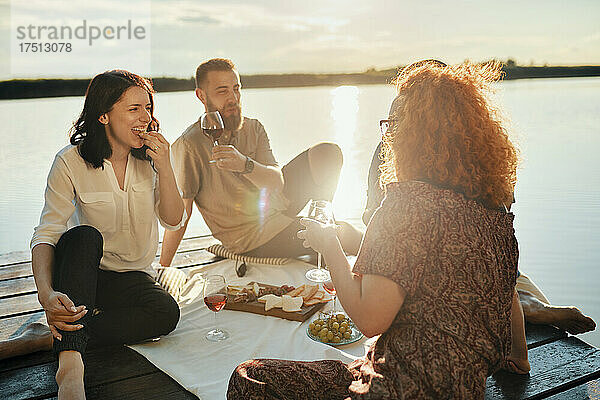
[1,78,599,346]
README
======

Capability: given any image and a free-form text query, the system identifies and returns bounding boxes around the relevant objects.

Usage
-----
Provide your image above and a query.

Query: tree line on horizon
[1,62,599,100]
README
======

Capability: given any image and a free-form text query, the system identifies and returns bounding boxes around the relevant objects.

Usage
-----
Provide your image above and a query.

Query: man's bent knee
[308,142,343,168]
[307,142,343,189]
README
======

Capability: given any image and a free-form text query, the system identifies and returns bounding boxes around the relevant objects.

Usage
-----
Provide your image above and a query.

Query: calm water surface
[1,78,599,346]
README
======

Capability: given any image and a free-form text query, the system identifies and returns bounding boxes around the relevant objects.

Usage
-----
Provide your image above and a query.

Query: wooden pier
[1,234,599,399]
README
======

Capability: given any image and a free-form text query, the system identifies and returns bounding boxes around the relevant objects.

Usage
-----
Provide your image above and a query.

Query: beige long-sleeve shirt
[31,145,187,275]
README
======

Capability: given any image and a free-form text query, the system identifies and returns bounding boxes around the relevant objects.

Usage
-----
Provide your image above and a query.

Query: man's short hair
[195,58,236,89]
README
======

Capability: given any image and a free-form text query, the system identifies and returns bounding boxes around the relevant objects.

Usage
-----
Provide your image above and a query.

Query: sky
[0,0,599,79]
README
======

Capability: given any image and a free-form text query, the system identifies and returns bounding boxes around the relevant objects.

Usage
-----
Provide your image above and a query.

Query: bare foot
[519,291,596,334]
[0,323,53,360]
[56,351,86,400]
[545,307,596,334]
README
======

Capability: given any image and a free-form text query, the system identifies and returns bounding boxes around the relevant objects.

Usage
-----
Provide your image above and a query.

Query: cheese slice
[258,294,278,304]
[265,295,283,311]
[282,295,303,312]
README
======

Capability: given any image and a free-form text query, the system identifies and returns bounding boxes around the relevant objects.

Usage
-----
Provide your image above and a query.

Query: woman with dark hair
[227,61,528,399]
[24,70,185,399]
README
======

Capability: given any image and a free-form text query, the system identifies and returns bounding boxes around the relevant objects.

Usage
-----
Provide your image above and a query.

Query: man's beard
[207,98,243,131]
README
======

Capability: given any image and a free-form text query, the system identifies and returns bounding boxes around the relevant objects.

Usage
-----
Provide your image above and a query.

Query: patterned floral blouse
[347,181,519,398]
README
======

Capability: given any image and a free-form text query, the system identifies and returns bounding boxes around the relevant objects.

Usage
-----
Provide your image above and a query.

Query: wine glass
[203,274,230,342]
[305,200,334,283]
[322,279,338,314]
[200,111,224,164]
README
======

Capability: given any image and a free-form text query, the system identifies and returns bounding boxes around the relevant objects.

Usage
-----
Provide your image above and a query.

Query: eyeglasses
[380,119,394,135]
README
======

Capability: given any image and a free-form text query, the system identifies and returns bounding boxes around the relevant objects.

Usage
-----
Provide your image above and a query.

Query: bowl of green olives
[306,313,363,346]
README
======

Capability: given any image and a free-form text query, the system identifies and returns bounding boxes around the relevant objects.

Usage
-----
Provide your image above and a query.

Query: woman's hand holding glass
[300,197,345,283]
[297,217,340,256]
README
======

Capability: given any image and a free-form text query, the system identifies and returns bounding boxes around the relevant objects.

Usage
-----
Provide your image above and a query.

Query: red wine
[204,294,227,312]
[323,281,336,296]
[203,128,223,142]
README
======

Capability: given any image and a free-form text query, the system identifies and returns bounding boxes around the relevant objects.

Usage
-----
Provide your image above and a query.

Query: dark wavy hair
[70,70,159,168]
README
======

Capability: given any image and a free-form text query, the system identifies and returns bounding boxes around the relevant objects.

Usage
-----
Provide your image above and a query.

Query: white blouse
[31,145,187,275]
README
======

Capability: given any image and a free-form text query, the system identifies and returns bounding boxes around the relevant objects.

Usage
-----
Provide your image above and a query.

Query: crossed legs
[0,226,180,399]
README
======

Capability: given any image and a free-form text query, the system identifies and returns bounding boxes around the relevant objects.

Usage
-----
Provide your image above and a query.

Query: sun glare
[330,85,363,221]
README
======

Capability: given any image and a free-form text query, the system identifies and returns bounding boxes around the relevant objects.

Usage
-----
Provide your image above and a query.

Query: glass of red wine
[200,111,225,164]
[323,279,338,314]
[203,274,229,342]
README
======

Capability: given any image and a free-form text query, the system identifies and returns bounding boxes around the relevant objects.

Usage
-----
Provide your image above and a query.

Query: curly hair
[379,61,519,209]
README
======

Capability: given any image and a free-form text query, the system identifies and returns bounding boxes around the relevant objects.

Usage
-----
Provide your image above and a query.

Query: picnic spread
[129,258,372,400]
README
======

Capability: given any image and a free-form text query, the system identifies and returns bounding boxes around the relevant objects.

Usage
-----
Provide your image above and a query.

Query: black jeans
[244,146,341,258]
[52,226,180,355]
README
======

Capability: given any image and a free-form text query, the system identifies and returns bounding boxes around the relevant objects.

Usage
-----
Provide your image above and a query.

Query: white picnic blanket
[129,259,372,400]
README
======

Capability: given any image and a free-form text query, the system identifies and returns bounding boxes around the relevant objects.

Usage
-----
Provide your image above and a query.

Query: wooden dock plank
[0,263,31,281]
[0,255,217,320]
[0,259,222,341]
[0,293,40,319]
[0,348,54,374]
[0,235,218,270]
[0,276,36,298]
[0,346,159,400]
[0,251,30,266]
[81,372,198,400]
[526,323,568,349]
[486,337,600,399]
[0,248,218,289]
[44,372,198,400]
[546,378,600,399]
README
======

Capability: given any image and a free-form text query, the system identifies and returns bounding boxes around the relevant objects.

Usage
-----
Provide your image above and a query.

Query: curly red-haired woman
[227,61,527,399]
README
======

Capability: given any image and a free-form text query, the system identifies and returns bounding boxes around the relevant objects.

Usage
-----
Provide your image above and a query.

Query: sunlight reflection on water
[330,85,361,219]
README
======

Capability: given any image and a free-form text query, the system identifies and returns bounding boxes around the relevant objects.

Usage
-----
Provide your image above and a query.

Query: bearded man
[160,59,362,267]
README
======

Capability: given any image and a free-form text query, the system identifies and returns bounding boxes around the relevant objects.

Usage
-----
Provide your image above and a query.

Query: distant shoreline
[1,64,599,100]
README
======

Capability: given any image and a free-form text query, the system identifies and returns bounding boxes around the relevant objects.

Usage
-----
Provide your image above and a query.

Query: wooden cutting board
[224,282,326,322]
